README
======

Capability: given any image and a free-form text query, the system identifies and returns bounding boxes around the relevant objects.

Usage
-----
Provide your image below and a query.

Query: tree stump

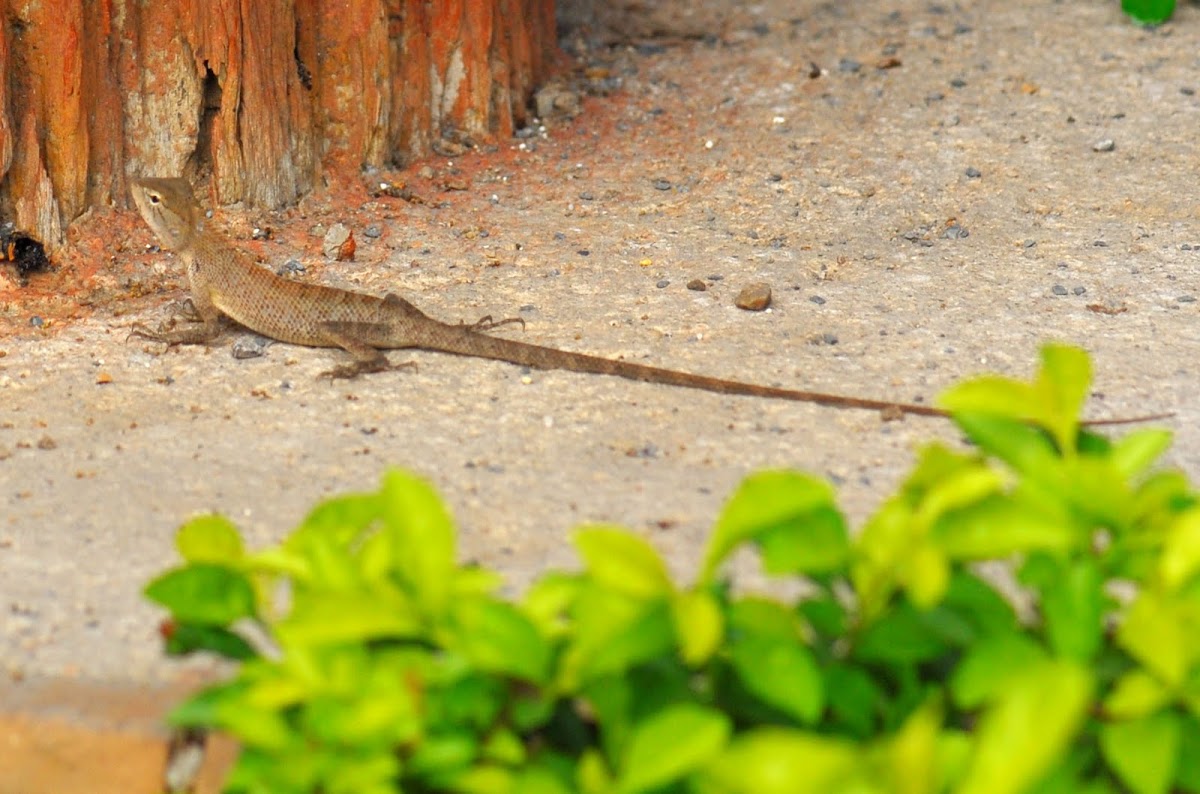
[0,0,560,249]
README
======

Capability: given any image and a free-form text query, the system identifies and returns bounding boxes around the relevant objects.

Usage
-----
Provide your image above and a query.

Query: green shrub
[146,345,1200,794]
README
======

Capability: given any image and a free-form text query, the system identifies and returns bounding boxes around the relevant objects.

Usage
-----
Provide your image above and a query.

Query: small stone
[766,173,783,183]
[950,77,967,88]
[1052,284,1068,296]
[277,259,306,276]
[838,58,861,73]
[579,191,595,201]
[363,224,383,239]
[232,335,272,360]
[651,178,672,191]
[1179,295,1197,304]
[809,295,826,305]
[1093,240,1108,247]
[323,223,355,261]
[1073,286,1086,296]
[942,224,969,240]
[706,274,724,281]
[735,282,772,311]
[1093,139,1116,152]
[656,280,670,289]
[30,316,43,327]
[95,372,112,385]
[686,279,707,291]
[965,166,982,178]
[37,435,56,450]
[1024,239,1037,248]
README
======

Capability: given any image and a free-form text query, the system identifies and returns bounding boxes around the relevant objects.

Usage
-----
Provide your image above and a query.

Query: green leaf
[1178,715,1200,790]
[162,621,258,660]
[885,698,943,794]
[1104,670,1172,720]
[940,415,1061,484]
[1110,429,1173,479]
[618,704,730,793]
[703,471,842,581]
[144,564,256,625]
[1037,344,1092,427]
[671,589,724,666]
[823,663,883,738]
[730,634,824,725]
[707,728,862,794]
[934,496,1079,559]
[756,506,851,576]
[854,602,952,664]
[902,542,949,609]
[378,469,458,615]
[450,596,550,683]
[176,515,245,563]
[1099,712,1180,794]
[1118,590,1190,687]
[938,375,1036,420]
[952,632,1046,709]
[956,659,1092,794]
[169,680,293,750]
[575,527,672,598]
[1040,557,1105,661]
[1161,507,1200,590]
[564,591,675,686]
[276,591,422,645]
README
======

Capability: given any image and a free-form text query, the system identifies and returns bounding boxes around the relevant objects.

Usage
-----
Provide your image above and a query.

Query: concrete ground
[2,0,1198,789]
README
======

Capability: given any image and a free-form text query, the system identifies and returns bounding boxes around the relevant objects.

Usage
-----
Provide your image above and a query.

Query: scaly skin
[129,177,1163,424]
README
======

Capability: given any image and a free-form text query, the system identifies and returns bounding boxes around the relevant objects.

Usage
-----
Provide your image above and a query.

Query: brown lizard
[127,177,1157,424]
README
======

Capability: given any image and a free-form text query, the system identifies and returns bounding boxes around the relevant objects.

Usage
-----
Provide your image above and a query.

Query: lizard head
[130,178,201,251]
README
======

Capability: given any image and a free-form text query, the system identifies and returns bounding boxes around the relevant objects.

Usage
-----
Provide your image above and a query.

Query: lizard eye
[148,193,161,205]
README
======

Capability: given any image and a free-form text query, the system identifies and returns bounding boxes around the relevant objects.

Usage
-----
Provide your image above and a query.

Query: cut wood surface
[0,0,559,248]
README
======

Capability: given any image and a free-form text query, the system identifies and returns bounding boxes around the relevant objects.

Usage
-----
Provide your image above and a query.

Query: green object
[1122,0,1175,25]
[145,346,1200,794]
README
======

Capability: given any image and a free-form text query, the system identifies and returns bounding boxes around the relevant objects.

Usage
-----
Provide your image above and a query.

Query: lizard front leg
[129,291,225,348]
[317,321,418,379]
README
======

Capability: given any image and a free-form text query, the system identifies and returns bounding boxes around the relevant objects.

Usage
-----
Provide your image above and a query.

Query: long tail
[410,324,1172,426]
[415,324,947,418]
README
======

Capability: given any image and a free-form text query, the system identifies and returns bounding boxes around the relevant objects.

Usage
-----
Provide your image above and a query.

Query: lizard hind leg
[317,321,418,380]
[462,315,526,333]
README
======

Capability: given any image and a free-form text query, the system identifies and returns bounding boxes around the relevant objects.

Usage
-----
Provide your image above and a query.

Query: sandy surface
[2,0,1198,684]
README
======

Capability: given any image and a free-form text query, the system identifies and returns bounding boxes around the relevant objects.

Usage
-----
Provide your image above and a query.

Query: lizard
[127,177,1158,424]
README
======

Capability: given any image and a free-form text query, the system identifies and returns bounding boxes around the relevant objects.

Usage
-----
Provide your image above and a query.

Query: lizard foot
[126,321,174,350]
[463,315,526,333]
[320,358,419,380]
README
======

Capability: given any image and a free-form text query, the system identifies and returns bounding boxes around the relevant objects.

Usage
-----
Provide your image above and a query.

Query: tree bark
[0,0,560,249]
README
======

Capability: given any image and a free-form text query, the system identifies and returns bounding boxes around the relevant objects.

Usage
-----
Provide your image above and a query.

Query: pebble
[735,282,772,311]
[942,224,969,239]
[656,280,670,289]
[277,259,306,276]
[1024,239,1037,248]
[1073,286,1086,296]
[838,58,862,73]
[363,224,383,239]
[950,78,968,88]
[766,173,783,183]
[652,178,672,191]
[579,191,595,201]
[323,223,355,261]
[1093,139,1116,152]
[706,274,723,281]
[1052,284,1068,296]
[965,166,982,178]
[1179,295,1197,304]
[232,335,271,359]
[686,279,707,291]
[809,295,826,305]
